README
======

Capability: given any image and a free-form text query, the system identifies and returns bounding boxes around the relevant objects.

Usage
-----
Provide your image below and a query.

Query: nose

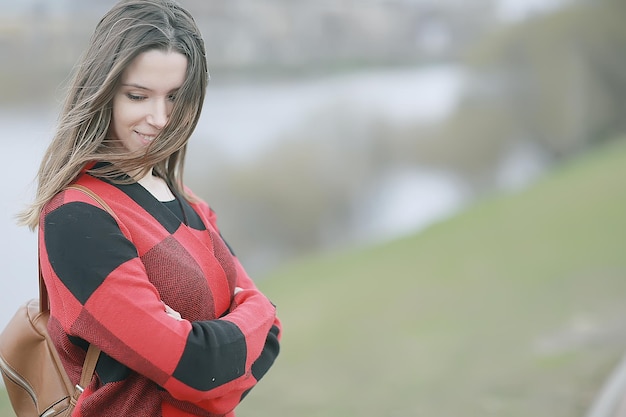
[147,99,169,129]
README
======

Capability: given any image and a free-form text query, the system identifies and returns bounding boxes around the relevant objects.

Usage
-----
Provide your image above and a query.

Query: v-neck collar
[88,162,206,233]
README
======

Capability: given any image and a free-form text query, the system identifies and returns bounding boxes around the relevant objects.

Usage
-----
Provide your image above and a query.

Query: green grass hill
[2,139,626,417]
[239,138,626,417]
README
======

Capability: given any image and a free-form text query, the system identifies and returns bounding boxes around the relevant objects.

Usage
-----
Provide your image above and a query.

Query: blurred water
[355,168,469,244]
[191,65,464,164]
[0,110,50,331]
[0,65,464,330]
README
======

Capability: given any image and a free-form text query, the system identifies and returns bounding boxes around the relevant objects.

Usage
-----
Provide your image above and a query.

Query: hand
[163,302,183,321]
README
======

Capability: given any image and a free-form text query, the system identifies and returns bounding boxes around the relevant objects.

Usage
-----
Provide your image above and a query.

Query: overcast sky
[1,0,569,19]
[497,0,569,22]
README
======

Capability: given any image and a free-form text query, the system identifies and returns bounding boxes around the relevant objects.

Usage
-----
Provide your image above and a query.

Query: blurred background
[2,0,626,416]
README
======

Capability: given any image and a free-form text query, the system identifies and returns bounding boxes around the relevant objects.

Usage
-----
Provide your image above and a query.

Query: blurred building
[0,0,497,100]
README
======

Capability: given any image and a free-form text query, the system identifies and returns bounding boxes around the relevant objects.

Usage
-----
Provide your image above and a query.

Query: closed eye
[126,93,146,101]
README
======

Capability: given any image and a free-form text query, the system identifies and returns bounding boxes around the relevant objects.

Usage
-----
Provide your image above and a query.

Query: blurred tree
[463,0,626,159]
[191,105,400,274]
[406,98,515,192]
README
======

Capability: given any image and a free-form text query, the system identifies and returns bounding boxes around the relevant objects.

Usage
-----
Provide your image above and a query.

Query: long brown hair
[19,0,209,230]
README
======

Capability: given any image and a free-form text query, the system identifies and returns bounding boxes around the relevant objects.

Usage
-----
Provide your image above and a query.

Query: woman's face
[110,49,188,153]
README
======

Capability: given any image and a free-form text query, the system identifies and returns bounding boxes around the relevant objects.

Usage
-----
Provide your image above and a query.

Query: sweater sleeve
[230,256,282,402]
[42,199,279,415]
[197,199,283,403]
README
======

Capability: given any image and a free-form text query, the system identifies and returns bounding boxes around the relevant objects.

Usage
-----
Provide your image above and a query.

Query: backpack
[0,185,109,417]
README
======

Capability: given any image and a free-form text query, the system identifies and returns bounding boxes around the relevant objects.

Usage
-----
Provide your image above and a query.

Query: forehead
[121,49,188,90]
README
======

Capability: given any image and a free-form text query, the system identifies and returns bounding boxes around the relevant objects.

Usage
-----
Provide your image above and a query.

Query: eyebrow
[121,83,152,91]
[121,83,180,93]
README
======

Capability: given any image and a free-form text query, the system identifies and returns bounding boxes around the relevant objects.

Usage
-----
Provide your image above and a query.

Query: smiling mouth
[136,131,156,142]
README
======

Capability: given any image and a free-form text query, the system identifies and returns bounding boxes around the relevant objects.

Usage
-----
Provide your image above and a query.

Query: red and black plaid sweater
[39,171,281,416]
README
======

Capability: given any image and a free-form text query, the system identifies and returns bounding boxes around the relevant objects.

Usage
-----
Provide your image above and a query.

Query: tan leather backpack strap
[68,344,101,412]
[67,184,118,221]
[79,344,101,390]
[58,185,114,407]
[39,258,49,314]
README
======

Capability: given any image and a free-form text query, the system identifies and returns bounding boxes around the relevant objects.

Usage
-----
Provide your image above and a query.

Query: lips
[135,130,157,144]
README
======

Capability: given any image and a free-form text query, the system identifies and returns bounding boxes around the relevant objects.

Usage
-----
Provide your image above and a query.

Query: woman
[18,1,281,416]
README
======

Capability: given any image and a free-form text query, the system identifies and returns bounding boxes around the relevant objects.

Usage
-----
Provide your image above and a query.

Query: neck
[133,167,154,183]
[136,168,175,202]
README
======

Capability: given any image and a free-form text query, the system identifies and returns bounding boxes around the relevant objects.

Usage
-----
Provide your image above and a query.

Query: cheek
[109,104,133,144]
[110,99,137,133]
